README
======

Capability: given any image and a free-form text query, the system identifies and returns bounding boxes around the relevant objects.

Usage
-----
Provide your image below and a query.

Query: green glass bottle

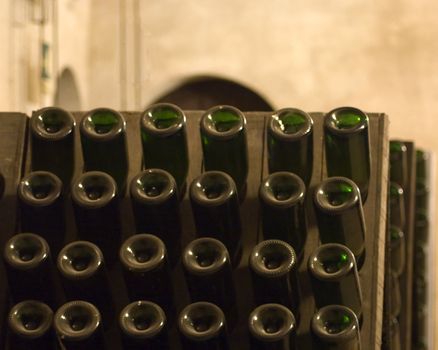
[389,226,405,277]
[415,180,429,212]
[324,106,370,200]
[248,303,297,350]
[140,103,189,193]
[314,177,366,269]
[416,149,429,182]
[389,182,405,230]
[415,209,429,244]
[308,243,362,321]
[80,108,129,192]
[389,140,408,190]
[200,105,248,197]
[311,305,361,350]
[390,271,401,318]
[267,108,313,185]
[259,172,307,258]
[30,107,75,186]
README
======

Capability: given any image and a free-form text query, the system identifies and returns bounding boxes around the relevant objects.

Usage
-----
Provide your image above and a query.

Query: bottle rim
[80,108,126,141]
[324,106,368,136]
[8,300,53,339]
[190,171,237,207]
[311,305,359,342]
[4,233,50,270]
[308,243,356,281]
[200,105,246,140]
[259,171,305,208]
[31,107,76,141]
[140,103,186,137]
[248,303,296,341]
[249,239,296,278]
[71,171,117,209]
[119,301,166,339]
[178,302,226,341]
[54,301,101,341]
[57,241,104,280]
[18,171,62,207]
[119,234,166,272]
[130,169,177,205]
[268,108,313,141]
[182,237,230,276]
[314,177,361,213]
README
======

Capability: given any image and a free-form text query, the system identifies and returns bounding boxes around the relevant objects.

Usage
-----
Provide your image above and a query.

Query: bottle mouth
[120,234,166,272]
[190,171,236,206]
[314,177,360,212]
[324,107,368,135]
[389,140,407,158]
[178,302,225,341]
[249,303,296,341]
[81,108,125,140]
[415,209,428,229]
[269,108,313,140]
[8,301,53,339]
[18,171,62,207]
[389,226,404,247]
[183,238,229,276]
[130,169,176,204]
[54,301,101,340]
[120,301,166,338]
[31,107,75,140]
[58,241,103,280]
[311,305,358,341]
[141,103,185,136]
[4,233,49,270]
[72,171,117,208]
[260,172,305,207]
[250,240,296,277]
[201,105,245,140]
[389,182,404,201]
[309,244,354,280]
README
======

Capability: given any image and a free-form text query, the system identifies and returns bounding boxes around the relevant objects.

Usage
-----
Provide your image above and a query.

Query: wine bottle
[389,140,408,190]
[30,107,75,186]
[249,240,298,314]
[267,107,313,185]
[8,300,54,350]
[17,171,65,254]
[200,105,248,197]
[79,108,128,192]
[415,209,429,245]
[314,177,366,269]
[71,171,121,264]
[3,233,55,305]
[390,272,401,318]
[140,103,189,193]
[308,244,362,321]
[119,234,173,313]
[54,301,104,350]
[178,302,229,350]
[324,107,370,200]
[119,301,169,350]
[311,305,361,350]
[389,182,405,230]
[57,241,113,328]
[130,169,182,267]
[182,238,237,328]
[390,317,401,350]
[259,171,307,258]
[248,303,297,350]
[389,226,405,277]
[415,179,429,212]
[190,171,242,266]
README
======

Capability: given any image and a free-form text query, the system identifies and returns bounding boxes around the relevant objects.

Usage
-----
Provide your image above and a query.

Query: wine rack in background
[0,108,390,349]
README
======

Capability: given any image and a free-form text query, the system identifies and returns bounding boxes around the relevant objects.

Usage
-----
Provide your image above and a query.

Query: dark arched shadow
[152,76,273,111]
[54,68,81,110]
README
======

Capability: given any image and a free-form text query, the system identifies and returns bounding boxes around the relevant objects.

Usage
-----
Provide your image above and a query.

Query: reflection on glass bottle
[389,140,408,191]
[30,107,75,186]
[314,177,366,269]
[388,182,405,230]
[80,108,129,192]
[140,103,189,194]
[324,107,370,200]
[267,107,313,186]
[200,105,248,197]
[259,172,307,258]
